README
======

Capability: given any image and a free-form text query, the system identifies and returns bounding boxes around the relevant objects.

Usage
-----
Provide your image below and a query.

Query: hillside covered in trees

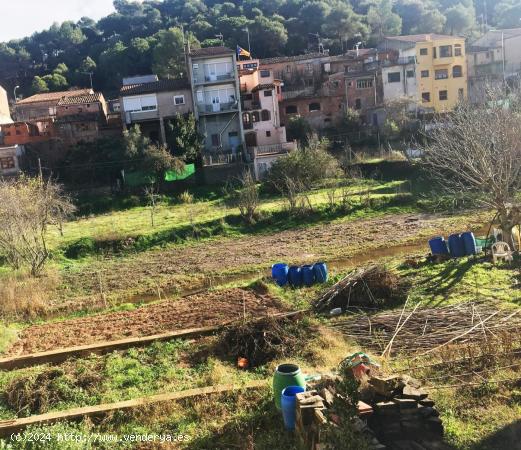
[0,0,519,98]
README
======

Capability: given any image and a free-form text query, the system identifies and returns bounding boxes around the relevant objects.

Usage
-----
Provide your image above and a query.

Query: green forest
[0,0,519,97]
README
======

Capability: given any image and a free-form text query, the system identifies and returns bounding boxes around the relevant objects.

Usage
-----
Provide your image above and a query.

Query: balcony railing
[193,72,235,85]
[202,150,242,166]
[197,101,239,115]
[281,87,316,100]
[250,141,297,157]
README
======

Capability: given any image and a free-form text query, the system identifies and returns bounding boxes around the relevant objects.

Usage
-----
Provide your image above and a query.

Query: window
[309,102,321,112]
[387,72,400,83]
[452,65,462,78]
[458,88,464,100]
[406,70,415,78]
[421,70,429,78]
[355,98,362,110]
[276,86,280,94]
[455,44,462,56]
[285,65,291,73]
[439,90,448,101]
[242,93,253,101]
[252,111,260,122]
[356,79,373,89]
[0,157,15,170]
[285,105,297,114]
[435,69,448,80]
[266,130,271,137]
[123,95,157,112]
[420,48,428,56]
[264,90,273,97]
[211,134,220,146]
[261,110,271,121]
[260,69,270,78]
[174,95,185,105]
[422,92,431,103]
[439,45,452,58]
[242,112,252,128]
[433,47,437,58]
[15,129,21,135]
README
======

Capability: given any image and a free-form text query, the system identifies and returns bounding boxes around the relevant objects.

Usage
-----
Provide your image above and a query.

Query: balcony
[197,102,239,115]
[193,72,235,86]
[202,150,242,166]
[383,56,416,66]
[281,86,316,100]
[433,56,456,66]
[124,109,159,124]
[250,142,297,157]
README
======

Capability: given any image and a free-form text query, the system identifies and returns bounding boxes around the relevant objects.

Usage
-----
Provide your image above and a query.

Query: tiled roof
[120,79,190,96]
[260,52,327,65]
[16,89,93,105]
[384,34,463,43]
[57,92,104,106]
[190,46,234,57]
[251,83,276,93]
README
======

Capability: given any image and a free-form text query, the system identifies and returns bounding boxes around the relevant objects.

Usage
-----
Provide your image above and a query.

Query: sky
[0,0,117,42]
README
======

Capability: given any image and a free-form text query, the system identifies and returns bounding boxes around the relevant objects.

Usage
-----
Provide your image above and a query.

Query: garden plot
[4,288,285,356]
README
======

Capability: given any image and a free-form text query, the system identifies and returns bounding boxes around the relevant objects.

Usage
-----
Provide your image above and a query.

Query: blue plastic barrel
[313,262,328,283]
[429,237,449,255]
[461,232,477,256]
[271,263,289,287]
[448,234,465,258]
[288,266,303,287]
[301,265,315,286]
[281,385,306,430]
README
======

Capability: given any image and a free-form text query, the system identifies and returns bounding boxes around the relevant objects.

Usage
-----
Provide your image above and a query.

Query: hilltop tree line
[0,0,519,96]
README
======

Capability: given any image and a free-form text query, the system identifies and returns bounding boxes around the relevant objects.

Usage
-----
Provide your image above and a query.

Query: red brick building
[0,119,55,146]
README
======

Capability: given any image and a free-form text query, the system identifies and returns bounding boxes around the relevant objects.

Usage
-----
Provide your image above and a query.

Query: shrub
[64,237,96,259]
[266,136,341,192]
[178,190,194,204]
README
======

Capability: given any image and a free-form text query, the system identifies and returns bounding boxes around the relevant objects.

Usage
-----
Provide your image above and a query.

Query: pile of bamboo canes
[330,301,521,357]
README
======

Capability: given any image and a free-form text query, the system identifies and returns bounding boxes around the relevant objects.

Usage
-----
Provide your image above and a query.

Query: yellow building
[381,34,467,112]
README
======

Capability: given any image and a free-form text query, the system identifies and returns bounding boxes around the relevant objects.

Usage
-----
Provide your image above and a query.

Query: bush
[64,237,96,259]
[266,136,341,192]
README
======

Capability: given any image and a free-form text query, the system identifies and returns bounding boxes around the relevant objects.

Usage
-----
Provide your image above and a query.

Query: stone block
[392,397,418,409]
[402,385,428,401]
[419,399,435,407]
[369,376,406,397]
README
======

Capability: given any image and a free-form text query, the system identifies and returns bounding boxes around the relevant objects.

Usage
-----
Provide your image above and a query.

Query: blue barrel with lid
[288,266,303,287]
[461,231,477,256]
[313,262,328,283]
[429,237,449,255]
[271,263,289,286]
[301,265,315,286]
[448,233,465,258]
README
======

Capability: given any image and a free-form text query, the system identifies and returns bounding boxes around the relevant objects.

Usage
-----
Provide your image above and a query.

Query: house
[54,91,108,145]
[260,50,382,129]
[238,59,297,179]
[0,119,55,146]
[119,77,193,144]
[0,144,23,177]
[13,89,93,121]
[467,28,521,102]
[379,34,467,112]
[187,46,244,172]
[0,85,12,125]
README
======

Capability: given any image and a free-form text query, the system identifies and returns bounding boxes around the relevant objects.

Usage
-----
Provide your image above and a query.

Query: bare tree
[225,171,259,225]
[421,88,521,246]
[144,183,160,227]
[0,177,76,276]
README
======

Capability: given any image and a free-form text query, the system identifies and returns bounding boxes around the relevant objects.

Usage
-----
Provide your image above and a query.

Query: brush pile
[219,315,313,367]
[5,366,102,416]
[330,301,521,355]
[314,265,409,313]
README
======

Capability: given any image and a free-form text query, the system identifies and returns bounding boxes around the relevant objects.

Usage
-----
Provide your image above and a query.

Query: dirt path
[58,211,487,309]
[5,289,285,356]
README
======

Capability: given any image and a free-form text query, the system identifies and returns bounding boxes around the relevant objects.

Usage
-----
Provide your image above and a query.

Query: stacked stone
[366,375,446,450]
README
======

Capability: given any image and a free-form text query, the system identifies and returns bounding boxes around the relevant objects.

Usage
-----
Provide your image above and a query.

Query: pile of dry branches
[219,315,314,367]
[330,301,521,357]
[314,265,409,313]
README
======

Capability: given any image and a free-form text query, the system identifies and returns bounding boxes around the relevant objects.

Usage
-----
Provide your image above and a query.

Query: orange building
[0,119,55,146]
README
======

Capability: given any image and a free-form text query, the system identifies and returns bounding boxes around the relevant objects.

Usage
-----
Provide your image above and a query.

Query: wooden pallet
[0,380,268,437]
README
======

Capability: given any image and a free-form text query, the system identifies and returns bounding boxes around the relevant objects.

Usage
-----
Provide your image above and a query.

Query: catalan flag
[236,45,251,59]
